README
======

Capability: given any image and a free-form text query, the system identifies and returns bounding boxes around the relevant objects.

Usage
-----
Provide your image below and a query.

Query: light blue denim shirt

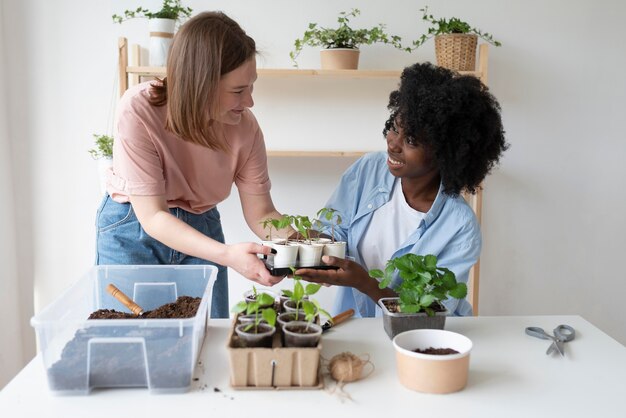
[320,152,480,318]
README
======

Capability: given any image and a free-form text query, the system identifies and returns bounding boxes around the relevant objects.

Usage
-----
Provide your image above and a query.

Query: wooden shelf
[267,150,367,158]
[125,66,481,80]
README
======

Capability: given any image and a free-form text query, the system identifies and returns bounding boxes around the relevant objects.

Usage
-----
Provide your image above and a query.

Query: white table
[2,315,625,417]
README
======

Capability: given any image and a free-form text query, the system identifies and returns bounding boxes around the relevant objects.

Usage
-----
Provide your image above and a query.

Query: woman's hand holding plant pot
[225,243,283,286]
[296,256,395,302]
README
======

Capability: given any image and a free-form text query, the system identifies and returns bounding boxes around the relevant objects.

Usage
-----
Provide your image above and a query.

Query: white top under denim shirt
[319,152,480,318]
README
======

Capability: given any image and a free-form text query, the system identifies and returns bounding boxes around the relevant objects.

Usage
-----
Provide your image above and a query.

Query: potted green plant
[292,215,325,266]
[231,291,277,348]
[410,6,501,71]
[369,253,467,339]
[112,0,193,66]
[89,134,114,194]
[261,215,298,269]
[315,207,347,259]
[290,8,409,70]
[280,269,331,347]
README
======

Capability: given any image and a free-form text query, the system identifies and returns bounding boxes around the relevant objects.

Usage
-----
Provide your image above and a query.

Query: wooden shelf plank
[126,66,482,80]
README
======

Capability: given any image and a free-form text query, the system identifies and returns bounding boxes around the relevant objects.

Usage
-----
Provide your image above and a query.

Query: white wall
[2,0,625,386]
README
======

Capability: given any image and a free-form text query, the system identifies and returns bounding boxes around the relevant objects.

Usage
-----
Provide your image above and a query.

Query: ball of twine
[328,352,372,383]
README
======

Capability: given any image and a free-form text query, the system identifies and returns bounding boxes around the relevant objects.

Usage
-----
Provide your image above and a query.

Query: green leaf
[231,300,247,313]
[424,254,438,268]
[262,308,277,327]
[305,283,322,296]
[293,280,304,301]
[420,294,436,307]
[449,283,468,299]
[369,269,384,279]
[257,292,275,307]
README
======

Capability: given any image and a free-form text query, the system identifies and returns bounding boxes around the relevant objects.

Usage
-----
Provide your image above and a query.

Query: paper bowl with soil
[30,265,217,395]
[392,329,472,394]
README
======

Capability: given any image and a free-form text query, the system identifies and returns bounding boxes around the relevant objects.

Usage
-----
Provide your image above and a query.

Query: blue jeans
[95,194,229,318]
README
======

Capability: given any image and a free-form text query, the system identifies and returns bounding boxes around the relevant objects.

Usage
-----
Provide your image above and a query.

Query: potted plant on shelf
[369,253,467,339]
[290,8,409,70]
[315,207,347,259]
[112,0,193,66]
[410,6,501,71]
[88,134,114,195]
[231,291,277,348]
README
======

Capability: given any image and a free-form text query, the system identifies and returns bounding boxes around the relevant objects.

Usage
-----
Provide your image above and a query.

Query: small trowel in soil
[106,284,145,316]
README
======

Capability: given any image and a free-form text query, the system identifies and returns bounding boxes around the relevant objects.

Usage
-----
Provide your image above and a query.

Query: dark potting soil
[88,296,201,319]
[414,347,459,355]
[48,296,202,392]
[286,324,318,334]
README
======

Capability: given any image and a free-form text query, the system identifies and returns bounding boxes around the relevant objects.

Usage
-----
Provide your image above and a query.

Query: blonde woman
[96,12,287,318]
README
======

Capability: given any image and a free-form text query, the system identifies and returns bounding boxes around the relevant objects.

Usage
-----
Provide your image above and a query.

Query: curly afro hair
[383,62,508,196]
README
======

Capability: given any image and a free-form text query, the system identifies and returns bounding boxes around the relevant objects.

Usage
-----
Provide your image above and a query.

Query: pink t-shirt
[106,82,271,214]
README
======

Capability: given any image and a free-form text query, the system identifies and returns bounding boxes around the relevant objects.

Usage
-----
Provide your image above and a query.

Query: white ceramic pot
[322,241,346,259]
[296,242,324,267]
[148,18,176,66]
[392,329,472,394]
[271,242,299,268]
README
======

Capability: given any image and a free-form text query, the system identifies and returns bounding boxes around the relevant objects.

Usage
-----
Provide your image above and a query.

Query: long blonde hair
[150,12,256,151]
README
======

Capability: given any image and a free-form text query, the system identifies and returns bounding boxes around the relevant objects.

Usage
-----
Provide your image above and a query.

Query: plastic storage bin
[30,265,217,395]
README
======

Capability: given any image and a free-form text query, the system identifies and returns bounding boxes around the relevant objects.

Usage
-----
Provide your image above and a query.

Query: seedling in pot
[315,207,342,243]
[370,254,467,316]
[260,214,293,241]
[283,268,331,329]
[231,291,277,333]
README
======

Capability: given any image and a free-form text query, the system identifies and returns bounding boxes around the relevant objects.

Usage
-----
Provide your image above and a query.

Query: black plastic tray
[263,261,338,276]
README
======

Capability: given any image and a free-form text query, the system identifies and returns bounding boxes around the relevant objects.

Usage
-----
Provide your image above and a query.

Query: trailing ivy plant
[112,0,192,23]
[88,134,114,159]
[231,291,277,333]
[410,6,502,50]
[290,8,409,67]
[369,253,467,316]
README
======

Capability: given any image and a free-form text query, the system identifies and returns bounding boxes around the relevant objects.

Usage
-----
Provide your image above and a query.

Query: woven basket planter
[434,34,478,71]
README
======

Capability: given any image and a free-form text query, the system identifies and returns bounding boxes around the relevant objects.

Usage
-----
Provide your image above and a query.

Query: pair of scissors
[525,325,576,356]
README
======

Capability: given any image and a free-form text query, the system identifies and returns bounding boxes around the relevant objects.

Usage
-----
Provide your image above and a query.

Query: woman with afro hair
[296,62,508,318]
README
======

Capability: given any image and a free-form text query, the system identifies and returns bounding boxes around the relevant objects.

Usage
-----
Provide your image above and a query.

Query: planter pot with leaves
[370,254,467,339]
[290,9,408,69]
[410,6,501,71]
[283,321,322,348]
[379,297,448,339]
[112,0,193,66]
[148,18,176,66]
[393,329,472,394]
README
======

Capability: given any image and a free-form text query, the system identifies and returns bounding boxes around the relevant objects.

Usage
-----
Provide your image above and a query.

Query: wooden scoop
[106,284,145,316]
